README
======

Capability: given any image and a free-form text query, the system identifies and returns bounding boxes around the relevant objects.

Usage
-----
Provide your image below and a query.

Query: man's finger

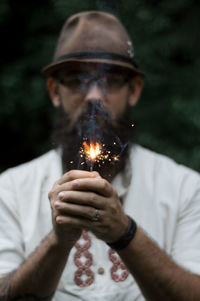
[70,177,113,197]
[55,201,103,220]
[55,214,95,229]
[56,190,106,209]
[57,170,100,185]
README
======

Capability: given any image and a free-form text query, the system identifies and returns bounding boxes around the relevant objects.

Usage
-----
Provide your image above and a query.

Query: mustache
[76,101,114,139]
[77,101,132,153]
[51,99,136,177]
[66,100,112,132]
[52,100,135,148]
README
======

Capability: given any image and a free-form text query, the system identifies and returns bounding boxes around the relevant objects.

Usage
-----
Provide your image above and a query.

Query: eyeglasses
[57,72,129,93]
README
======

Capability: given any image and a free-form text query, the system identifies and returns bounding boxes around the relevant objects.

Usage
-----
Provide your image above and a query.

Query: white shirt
[0,144,200,301]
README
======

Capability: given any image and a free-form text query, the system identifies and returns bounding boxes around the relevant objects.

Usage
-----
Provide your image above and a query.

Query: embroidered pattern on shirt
[109,249,129,282]
[74,230,94,287]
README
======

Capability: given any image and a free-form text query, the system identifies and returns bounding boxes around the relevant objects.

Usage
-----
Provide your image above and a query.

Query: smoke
[76,100,128,166]
[51,99,135,179]
[72,100,133,174]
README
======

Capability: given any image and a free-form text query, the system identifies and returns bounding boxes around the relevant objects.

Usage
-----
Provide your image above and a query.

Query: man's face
[48,63,142,125]
[48,63,143,178]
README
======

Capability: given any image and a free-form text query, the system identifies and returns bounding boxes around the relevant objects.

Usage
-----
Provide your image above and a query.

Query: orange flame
[83,141,101,161]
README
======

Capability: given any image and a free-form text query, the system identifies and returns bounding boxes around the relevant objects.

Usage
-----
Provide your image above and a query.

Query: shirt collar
[111,148,133,199]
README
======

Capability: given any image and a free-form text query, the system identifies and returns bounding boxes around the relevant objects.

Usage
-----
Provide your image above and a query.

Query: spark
[83,141,101,161]
[79,139,122,171]
[113,155,119,161]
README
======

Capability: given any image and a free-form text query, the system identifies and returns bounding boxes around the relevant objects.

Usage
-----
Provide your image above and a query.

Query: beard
[51,100,136,181]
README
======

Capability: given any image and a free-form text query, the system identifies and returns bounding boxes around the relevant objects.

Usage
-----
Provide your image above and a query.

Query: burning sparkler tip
[83,141,101,162]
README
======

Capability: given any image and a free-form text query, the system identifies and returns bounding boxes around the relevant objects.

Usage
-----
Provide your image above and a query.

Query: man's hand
[49,169,129,243]
[49,170,103,244]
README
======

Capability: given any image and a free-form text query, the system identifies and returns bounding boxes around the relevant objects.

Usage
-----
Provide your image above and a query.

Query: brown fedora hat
[42,11,144,77]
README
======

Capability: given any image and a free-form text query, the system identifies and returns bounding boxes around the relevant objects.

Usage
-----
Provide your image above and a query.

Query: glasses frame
[55,68,131,93]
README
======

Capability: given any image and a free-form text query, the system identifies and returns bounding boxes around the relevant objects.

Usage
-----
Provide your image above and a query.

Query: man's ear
[46,77,60,107]
[128,75,144,107]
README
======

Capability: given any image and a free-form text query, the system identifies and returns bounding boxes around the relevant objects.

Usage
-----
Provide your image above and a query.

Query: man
[0,11,200,301]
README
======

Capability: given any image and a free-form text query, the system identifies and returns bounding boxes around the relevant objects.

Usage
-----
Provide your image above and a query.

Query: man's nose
[84,82,105,102]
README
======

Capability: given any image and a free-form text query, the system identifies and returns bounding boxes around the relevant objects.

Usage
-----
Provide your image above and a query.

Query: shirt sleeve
[171,173,200,275]
[0,170,25,277]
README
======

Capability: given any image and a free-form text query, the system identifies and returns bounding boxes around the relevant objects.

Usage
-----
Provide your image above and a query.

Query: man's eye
[61,77,81,87]
[82,77,90,84]
[69,78,81,85]
[101,76,107,83]
[107,76,121,86]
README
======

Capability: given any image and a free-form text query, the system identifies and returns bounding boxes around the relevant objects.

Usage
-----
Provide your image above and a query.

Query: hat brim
[42,57,145,77]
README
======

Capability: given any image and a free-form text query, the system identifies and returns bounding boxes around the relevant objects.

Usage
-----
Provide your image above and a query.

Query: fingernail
[56,216,63,223]
[72,179,79,187]
[55,201,61,209]
[92,171,100,177]
[92,171,98,175]
[58,192,64,200]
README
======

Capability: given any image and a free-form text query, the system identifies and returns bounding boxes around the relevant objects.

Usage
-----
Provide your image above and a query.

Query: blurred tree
[0,0,200,172]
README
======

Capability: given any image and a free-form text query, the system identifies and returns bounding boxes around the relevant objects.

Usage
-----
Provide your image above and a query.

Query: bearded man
[0,11,200,301]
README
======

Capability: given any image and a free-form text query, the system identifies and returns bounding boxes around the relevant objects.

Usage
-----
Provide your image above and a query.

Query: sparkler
[68,101,135,172]
[80,139,120,172]
[83,141,101,171]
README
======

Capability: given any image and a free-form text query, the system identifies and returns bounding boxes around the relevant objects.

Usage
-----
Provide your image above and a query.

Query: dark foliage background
[1,0,200,172]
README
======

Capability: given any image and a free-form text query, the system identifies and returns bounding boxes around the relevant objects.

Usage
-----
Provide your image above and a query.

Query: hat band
[54,51,139,68]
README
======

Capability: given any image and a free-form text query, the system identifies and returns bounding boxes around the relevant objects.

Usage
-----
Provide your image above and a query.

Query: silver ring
[91,209,101,222]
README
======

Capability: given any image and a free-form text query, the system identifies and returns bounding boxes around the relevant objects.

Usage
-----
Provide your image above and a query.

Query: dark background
[1,0,200,172]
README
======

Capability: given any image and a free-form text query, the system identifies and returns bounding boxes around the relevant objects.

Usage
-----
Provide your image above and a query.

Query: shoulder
[132,144,200,177]
[130,144,200,195]
[0,149,62,189]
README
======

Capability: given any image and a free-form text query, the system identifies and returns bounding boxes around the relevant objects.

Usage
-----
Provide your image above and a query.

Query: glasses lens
[105,74,128,91]
[58,71,128,92]
[59,75,82,91]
